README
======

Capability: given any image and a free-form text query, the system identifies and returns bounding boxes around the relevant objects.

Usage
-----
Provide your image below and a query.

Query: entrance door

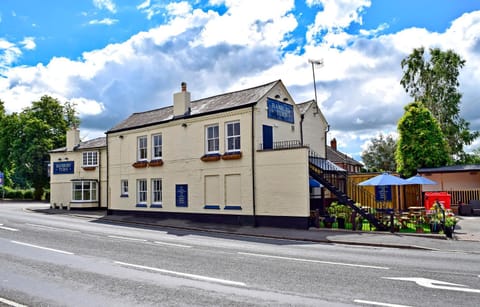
[262,125,273,150]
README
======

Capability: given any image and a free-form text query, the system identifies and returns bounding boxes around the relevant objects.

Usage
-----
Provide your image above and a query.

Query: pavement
[28,206,480,254]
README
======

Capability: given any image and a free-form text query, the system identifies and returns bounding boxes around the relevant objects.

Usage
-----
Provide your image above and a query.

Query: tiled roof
[108,80,281,133]
[50,136,106,153]
[418,164,480,173]
[327,146,362,166]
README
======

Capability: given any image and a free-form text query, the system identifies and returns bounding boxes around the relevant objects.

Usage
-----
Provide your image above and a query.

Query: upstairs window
[82,151,98,166]
[152,134,162,159]
[226,121,241,152]
[137,136,148,160]
[206,125,219,153]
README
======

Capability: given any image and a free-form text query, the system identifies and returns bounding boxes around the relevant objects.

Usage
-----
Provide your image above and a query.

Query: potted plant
[443,216,458,238]
[429,201,443,233]
[327,202,351,229]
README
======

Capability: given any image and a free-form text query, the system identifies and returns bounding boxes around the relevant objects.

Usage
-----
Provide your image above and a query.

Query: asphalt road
[1,203,479,306]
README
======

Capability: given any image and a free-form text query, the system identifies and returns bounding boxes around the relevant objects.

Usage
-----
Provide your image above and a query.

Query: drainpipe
[300,114,304,146]
[105,134,109,213]
[325,124,330,159]
[251,105,257,227]
[98,150,102,208]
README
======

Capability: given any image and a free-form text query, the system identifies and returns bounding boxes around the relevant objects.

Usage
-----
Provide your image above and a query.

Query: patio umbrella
[405,174,437,185]
[358,172,408,186]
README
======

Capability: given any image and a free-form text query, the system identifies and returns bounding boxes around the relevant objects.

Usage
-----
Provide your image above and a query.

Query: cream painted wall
[421,172,480,191]
[254,84,302,149]
[50,147,107,208]
[255,147,310,217]
[302,103,328,157]
[108,108,255,214]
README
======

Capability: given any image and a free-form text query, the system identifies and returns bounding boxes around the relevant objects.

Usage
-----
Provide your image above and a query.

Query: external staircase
[309,152,389,230]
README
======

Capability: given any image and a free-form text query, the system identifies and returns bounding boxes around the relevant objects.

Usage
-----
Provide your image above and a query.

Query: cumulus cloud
[0,1,479,158]
[20,37,36,50]
[93,0,116,13]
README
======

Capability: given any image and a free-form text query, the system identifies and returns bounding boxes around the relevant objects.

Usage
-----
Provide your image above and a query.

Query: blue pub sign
[375,185,392,202]
[267,98,294,124]
[53,161,75,174]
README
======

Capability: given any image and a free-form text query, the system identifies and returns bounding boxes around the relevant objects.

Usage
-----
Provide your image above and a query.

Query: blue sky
[1,0,480,161]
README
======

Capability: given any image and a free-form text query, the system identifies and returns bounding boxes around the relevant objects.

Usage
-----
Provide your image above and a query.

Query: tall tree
[396,102,450,177]
[400,47,479,161]
[10,96,78,199]
[361,133,397,172]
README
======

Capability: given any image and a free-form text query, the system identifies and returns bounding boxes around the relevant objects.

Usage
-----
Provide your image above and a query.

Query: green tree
[361,133,397,172]
[10,96,79,199]
[396,102,451,177]
[400,47,479,161]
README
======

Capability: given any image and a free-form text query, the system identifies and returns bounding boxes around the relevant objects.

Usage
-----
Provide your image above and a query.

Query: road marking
[0,297,28,307]
[238,252,390,270]
[26,223,80,232]
[384,277,480,294]
[114,261,246,287]
[0,226,19,231]
[107,235,147,242]
[153,241,192,248]
[11,241,74,255]
[354,299,412,307]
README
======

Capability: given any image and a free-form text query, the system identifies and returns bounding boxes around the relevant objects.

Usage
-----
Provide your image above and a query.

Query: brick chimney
[330,138,337,150]
[66,127,80,151]
[173,81,191,118]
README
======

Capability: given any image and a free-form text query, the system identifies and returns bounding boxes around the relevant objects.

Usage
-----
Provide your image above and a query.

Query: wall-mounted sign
[53,161,75,174]
[175,184,188,207]
[267,98,294,124]
[375,185,392,202]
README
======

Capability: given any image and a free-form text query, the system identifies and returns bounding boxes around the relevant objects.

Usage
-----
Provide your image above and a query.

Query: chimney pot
[181,82,187,92]
[330,138,337,150]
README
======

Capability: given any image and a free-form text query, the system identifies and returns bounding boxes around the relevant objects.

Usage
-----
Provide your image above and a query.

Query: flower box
[200,154,221,162]
[132,161,148,168]
[222,151,242,160]
[82,166,96,171]
[148,159,164,167]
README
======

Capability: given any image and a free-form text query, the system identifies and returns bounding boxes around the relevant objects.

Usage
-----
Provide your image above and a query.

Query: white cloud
[21,37,36,50]
[93,0,117,13]
[0,39,22,69]
[89,18,118,25]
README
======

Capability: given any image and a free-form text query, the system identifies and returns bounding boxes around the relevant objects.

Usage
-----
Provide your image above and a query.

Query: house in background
[105,80,329,228]
[49,128,107,209]
[327,138,363,173]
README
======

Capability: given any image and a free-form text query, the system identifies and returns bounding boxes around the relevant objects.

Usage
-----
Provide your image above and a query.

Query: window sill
[201,153,221,162]
[132,161,148,168]
[148,159,164,167]
[204,205,220,210]
[136,203,148,208]
[224,205,242,210]
[120,194,129,198]
[222,151,242,160]
[150,204,163,208]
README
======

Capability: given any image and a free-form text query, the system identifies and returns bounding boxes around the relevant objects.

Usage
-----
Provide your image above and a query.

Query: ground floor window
[72,180,97,202]
[137,179,147,204]
[151,178,162,204]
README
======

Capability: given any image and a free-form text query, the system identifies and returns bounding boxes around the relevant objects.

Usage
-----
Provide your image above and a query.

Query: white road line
[238,252,390,270]
[0,297,28,307]
[107,235,147,242]
[114,261,246,287]
[11,241,74,255]
[0,226,19,232]
[354,299,412,307]
[26,223,80,232]
[153,241,192,248]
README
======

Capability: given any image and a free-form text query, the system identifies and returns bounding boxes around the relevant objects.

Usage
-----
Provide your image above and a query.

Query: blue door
[263,125,273,150]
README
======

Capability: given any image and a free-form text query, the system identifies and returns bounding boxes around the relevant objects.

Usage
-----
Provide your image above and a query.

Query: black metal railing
[258,140,307,151]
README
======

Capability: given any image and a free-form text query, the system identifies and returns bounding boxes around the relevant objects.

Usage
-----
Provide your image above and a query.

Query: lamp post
[308,59,323,103]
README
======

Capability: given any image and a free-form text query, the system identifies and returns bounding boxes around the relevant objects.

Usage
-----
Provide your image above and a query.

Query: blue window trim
[136,203,147,208]
[150,204,163,208]
[204,205,220,210]
[224,205,242,210]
